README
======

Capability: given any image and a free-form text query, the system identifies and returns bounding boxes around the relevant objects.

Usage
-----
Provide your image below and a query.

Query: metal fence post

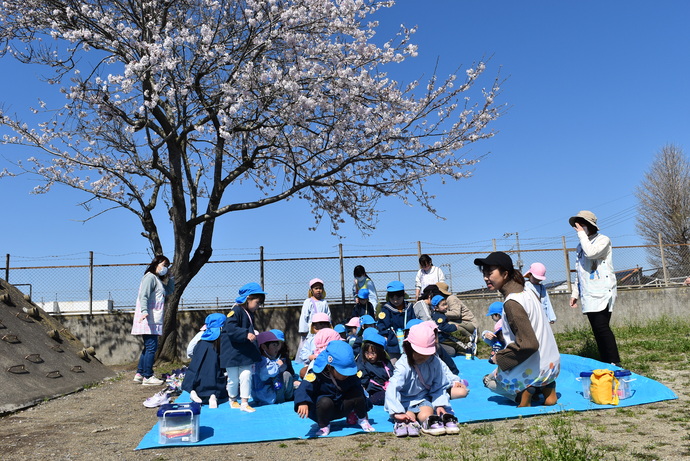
[260,246,265,289]
[89,251,94,315]
[339,244,345,309]
[4,254,9,282]
[563,236,572,293]
[659,233,669,286]
[417,241,421,257]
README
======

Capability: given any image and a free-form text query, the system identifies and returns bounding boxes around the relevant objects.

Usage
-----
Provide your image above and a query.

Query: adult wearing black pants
[568,210,621,366]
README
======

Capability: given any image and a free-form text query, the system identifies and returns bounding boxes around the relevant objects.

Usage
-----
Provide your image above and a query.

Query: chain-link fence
[3,240,690,313]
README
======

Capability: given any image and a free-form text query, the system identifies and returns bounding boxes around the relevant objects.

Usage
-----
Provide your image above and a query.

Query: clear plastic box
[156,402,201,444]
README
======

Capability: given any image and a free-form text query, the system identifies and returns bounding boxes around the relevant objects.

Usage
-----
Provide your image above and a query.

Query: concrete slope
[0,279,115,414]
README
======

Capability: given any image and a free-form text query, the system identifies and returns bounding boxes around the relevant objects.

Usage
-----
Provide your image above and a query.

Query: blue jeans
[137,335,159,378]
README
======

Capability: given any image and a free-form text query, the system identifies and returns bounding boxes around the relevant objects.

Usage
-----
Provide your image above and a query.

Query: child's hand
[296,404,309,418]
[247,332,256,341]
[393,413,409,422]
[309,354,316,361]
[435,406,447,416]
[276,359,284,367]
[453,381,466,388]
[483,331,495,340]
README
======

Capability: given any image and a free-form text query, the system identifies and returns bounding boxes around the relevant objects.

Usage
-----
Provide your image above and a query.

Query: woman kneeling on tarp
[474,251,560,407]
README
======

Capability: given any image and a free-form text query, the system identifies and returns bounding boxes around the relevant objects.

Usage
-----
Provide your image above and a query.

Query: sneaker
[357,417,376,433]
[142,376,164,386]
[189,390,202,403]
[133,373,143,383]
[315,425,330,437]
[143,390,170,408]
[209,394,218,409]
[346,410,358,425]
[406,421,421,437]
[421,415,446,436]
[229,400,241,409]
[393,422,408,437]
[240,403,256,413]
[442,413,460,434]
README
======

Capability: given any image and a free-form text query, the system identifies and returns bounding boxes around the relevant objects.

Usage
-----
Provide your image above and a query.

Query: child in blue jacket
[252,331,294,405]
[219,283,265,412]
[377,281,415,363]
[294,340,375,437]
[356,328,394,405]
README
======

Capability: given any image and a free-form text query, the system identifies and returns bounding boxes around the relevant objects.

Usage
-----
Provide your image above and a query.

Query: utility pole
[504,232,523,272]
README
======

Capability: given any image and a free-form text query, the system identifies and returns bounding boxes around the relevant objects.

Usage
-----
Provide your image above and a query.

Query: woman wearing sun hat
[569,210,621,366]
[474,252,560,407]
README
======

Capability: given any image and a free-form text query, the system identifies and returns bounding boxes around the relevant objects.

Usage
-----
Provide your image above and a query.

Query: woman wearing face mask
[569,210,621,366]
[131,255,175,385]
[352,265,378,307]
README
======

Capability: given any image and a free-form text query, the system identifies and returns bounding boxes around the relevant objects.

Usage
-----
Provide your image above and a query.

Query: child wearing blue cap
[220,282,266,412]
[351,314,376,358]
[295,340,375,436]
[430,295,462,358]
[356,329,393,405]
[270,329,300,389]
[252,331,295,405]
[481,301,506,356]
[181,313,229,408]
[376,281,415,363]
[351,288,375,319]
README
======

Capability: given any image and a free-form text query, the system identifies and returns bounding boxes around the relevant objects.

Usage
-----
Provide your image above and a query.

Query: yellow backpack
[590,369,619,405]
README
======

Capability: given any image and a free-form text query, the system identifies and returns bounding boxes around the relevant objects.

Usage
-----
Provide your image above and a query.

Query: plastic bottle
[396,328,404,353]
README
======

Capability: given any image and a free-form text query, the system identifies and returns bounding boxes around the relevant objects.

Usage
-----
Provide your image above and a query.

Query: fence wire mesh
[3,241,690,313]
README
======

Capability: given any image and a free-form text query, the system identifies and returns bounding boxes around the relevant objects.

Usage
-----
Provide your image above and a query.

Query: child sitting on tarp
[430,295,463,357]
[181,313,228,408]
[298,312,333,376]
[352,315,377,357]
[351,288,375,318]
[252,331,295,405]
[481,301,506,355]
[344,317,360,346]
[295,340,375,437]
[356,328,394,405]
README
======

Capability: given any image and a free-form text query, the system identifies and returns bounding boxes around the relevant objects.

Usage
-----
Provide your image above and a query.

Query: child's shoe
[442,413,460,434]
[357,417,376,433]
[189,390,202,403]
[315,424,330,437]
[240,403,256,413]
[406,421,421,437]
[229,400,241,409]
[420,415,445,436]
[346,410,357,425]
[208,394,218,409]
[393,422,408,437]
[142,390,170,408]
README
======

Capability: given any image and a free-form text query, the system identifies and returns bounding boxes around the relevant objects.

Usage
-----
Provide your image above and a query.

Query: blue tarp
[136,354,677,449]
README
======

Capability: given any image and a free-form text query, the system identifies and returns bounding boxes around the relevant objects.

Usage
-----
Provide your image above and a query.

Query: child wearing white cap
[298,278,331,343]
[295,340,375,437]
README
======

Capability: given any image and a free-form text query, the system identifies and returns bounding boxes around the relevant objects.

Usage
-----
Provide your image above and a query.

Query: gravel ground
[0,365,688,461]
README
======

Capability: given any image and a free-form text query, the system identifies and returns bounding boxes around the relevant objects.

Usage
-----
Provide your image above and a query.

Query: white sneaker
[133,373,143,383]
[209,394,218,409]
[190,390,203,403]
[143,391,170,408]
[142,376,164,386]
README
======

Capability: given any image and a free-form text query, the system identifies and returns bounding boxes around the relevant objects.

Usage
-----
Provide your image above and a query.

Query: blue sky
[1,0,689,268]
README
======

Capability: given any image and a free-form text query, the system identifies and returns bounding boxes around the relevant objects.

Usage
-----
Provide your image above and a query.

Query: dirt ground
[0,364,688,461]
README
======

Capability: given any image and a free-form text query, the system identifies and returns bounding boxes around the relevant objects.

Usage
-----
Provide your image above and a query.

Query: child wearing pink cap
[524,262,557,324]
[384,324,459,437]
[252,331,295,405]
[298,312,333,377]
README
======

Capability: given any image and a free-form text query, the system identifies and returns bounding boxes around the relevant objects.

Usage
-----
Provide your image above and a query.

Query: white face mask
[157,266,169,276]
[356,276,366,281]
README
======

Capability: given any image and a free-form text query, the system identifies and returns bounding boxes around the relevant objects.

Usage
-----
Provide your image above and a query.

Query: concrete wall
[54,286,690,366]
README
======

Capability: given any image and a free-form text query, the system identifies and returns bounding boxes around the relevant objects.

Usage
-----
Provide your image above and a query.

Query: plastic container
[614,370,635,399]
[157,402,201,444]
[578,371,593,399]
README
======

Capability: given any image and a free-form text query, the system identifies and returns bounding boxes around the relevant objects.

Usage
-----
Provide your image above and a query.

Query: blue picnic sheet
[136,353,677,449]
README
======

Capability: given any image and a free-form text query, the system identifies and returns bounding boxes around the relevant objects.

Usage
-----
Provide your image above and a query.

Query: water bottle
[396,328,404,353]
[465,342,473,360]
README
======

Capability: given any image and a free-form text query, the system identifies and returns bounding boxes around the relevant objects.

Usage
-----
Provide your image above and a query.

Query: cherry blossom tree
[0,0,504,360]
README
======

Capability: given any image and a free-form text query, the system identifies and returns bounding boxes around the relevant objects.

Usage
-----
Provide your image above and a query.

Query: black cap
[473,251,514,270]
